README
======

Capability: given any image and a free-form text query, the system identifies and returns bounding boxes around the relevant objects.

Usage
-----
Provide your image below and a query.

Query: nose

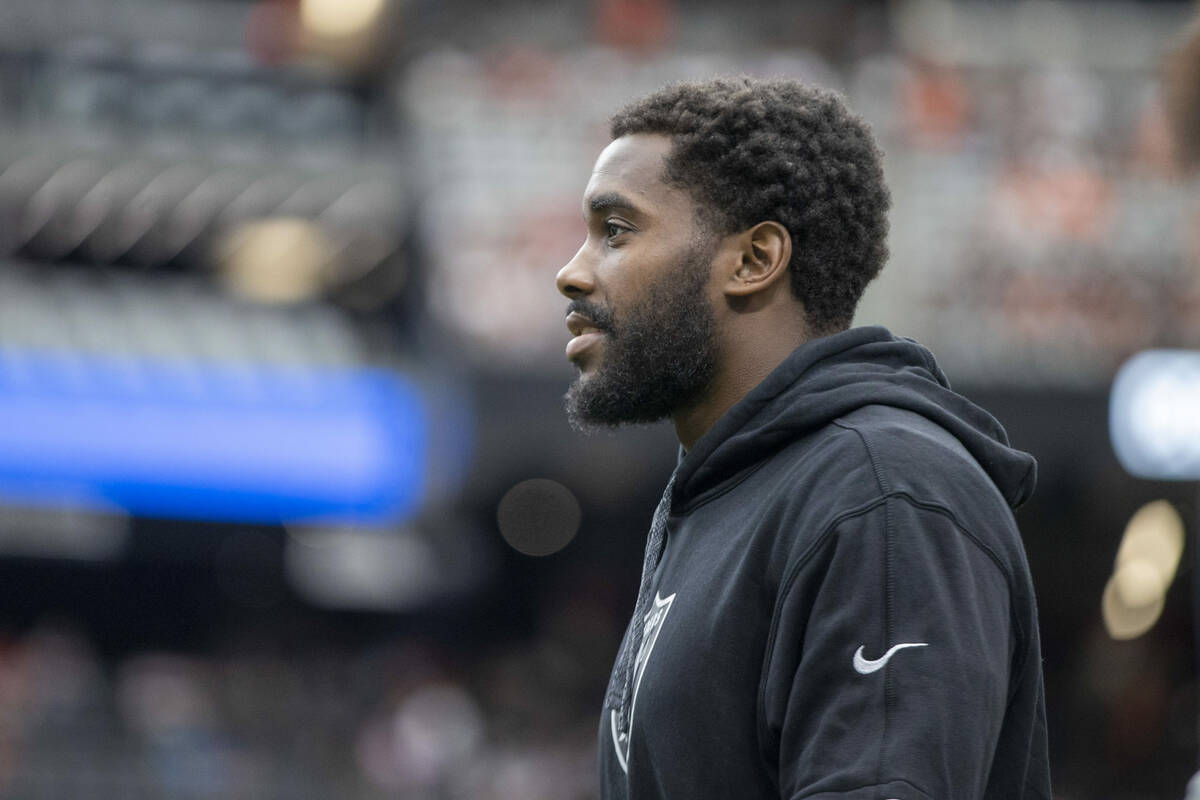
[556,244,594,299]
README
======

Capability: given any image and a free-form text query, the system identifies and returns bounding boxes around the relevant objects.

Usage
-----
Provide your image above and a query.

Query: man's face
[556,134,721,430]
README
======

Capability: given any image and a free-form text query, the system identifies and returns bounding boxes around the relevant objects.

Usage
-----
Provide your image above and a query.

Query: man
[555,78,1051,799]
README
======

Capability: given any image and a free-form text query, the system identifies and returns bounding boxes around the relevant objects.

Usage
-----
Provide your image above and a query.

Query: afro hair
[610,77,890,335]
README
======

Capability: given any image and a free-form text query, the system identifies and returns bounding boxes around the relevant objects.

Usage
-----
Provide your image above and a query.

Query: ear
[721,221,792,298]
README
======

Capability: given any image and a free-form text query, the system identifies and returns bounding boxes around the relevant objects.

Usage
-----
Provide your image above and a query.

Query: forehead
[583,133,692,217]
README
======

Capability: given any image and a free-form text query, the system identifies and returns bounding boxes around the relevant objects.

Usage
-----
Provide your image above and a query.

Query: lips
[565,311,607,362]
[566,330,605,360]
[565,311,604,337]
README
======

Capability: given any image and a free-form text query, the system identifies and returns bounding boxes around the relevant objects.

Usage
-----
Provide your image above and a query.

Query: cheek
[594,253,646,306]
[602,233,709,305]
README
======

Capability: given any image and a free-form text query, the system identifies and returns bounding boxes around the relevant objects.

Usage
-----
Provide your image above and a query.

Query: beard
[564,242,719,431]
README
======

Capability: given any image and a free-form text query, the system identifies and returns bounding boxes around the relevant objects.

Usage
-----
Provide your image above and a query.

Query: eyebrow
[586,191,644,217]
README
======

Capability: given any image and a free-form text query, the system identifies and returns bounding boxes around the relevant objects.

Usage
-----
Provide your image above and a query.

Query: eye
[605,221,631,241]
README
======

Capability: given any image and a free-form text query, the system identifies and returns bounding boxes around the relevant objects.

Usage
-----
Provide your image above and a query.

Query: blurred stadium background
[0,0,1196,797]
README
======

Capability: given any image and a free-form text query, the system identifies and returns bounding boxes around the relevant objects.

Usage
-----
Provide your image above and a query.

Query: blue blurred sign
[0,349,429,524]
[1110,349,1200,481]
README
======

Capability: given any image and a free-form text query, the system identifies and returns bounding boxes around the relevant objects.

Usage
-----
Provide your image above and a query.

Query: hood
[674,326,1036,510]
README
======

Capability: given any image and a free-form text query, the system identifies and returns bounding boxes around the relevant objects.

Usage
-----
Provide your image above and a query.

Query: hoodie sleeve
[760,495,1014,800]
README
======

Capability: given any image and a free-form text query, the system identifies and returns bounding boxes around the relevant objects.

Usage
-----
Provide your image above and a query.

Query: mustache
[565,299,616,334]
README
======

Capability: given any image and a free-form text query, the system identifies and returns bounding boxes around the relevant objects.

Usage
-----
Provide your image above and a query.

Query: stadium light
[300,0,387,39]
[1101,500,1184,640]
[217,217,335,304]
[1110,349,1200,480]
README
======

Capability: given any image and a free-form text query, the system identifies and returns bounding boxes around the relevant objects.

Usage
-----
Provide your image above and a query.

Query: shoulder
[830,404,1015,520]
[825,405,1032,585]
[763,404,1026,569]
[766,403,1001,519]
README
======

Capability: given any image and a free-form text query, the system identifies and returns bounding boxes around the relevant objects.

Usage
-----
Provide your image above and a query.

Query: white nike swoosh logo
[853,642,928,675]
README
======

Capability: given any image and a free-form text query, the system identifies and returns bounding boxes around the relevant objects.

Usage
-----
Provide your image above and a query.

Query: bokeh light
[1102,500,1185,640]
[300,0,388,40]
[217,216,336,304]
[497,478,581,557]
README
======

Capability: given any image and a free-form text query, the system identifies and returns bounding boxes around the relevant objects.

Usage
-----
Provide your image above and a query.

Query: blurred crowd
[408,30,1199,386]
[0,595,612,799]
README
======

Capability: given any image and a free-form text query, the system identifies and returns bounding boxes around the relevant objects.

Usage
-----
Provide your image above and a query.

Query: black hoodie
[598,326,1051,799]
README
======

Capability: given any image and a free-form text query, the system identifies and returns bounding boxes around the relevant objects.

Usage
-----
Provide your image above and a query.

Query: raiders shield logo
[611,591,676,773]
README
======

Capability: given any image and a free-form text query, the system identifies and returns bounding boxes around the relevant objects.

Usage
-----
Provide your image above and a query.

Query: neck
[671,312,815,450]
